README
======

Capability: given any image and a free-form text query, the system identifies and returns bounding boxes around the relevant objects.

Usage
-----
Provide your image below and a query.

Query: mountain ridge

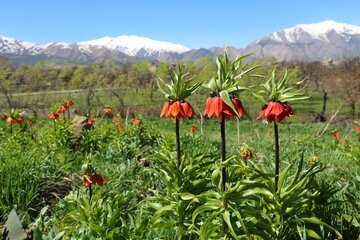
[1,20,360,64]
[243,20,360,61]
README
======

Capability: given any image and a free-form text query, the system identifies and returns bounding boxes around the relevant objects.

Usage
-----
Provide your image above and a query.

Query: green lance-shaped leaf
[234,64,260,82]
[157,66,200,101]
[300,217,342,237]
[252,92,267,105]
[223,210,240,240]
[306,229,322,239]
[257,68,309,104]
[156,77,170,99]
[192,203,220,223]
[179,192,196,201]
[277,163,293,193]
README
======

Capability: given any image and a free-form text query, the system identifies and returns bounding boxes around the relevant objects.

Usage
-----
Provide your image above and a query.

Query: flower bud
[240,146,253,160]
[307,156,318,166]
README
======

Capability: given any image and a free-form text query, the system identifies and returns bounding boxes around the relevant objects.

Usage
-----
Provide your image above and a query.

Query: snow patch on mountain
[0,35,37,54]
[38,42,71,49]
[270,20,360,43]
[79,35,189,56]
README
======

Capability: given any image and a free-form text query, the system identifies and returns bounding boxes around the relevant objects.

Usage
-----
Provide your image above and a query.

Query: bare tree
[0,59,15,108]
[297,61,336,122]
[336,58,360,119]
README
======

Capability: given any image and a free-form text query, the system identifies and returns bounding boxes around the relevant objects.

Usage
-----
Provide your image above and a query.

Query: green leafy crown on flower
[204,49,260,117]
[254,69,309,104]
[156,65,202,101]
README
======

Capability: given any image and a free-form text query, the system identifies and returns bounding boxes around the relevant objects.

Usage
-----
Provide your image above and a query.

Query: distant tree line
[0,56,359,120]
[282,58,360,119]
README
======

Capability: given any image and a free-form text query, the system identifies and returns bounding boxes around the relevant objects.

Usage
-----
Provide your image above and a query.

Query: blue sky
[1,0,359,48]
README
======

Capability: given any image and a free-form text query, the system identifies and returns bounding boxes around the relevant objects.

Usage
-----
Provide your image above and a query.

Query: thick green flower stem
[67,109,70,120]
[175,117,181,169]
[274,122,280,191]
[221,115,228,235]
[221,115,227,192]
[88,185,92,202]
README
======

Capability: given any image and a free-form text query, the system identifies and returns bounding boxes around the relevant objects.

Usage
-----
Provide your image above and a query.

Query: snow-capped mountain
[0,36,37,55]
[0,35,190,64]
[243,20,360,61]
[268,20,360,43]
[1,20,360,64]
[79,35,189,58]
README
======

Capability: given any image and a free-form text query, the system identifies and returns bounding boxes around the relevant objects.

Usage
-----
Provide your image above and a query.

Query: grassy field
[0,114,359,239]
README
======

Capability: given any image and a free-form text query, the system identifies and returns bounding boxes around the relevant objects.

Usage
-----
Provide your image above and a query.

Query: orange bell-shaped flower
[204,97,241,120]
[257,101,294,123]
[190,125,198,133]
[65,101,74,107]
[161,100,195,119]
[7,117,16,124]
[91,173,106,186]
[49,113,59,120]
[133,119,142,125]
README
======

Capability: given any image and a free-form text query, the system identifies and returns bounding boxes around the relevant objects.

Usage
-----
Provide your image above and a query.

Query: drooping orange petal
[91,173,106,186]
[181,102,189,118]
[174,101,182,117]
[272,102,294,123]
[165,102,173,118]
[208,97,218,118]
[160,101,170,117]
[176,101,183,118]
[231,98,239,109]
[264,102,274,118]
[284,103,294,116]
[182,101,194,118]
[214,97,224,119]
[178,101,186,119]
[271,102,285,116]
[188,104,194,118]
[204,98,212,116]
[232,98,244,117]
[168,101,184,118]
[275,114,285,123]
[256,108,265,120]
[168,102,177,117]
[180,102,186,118]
